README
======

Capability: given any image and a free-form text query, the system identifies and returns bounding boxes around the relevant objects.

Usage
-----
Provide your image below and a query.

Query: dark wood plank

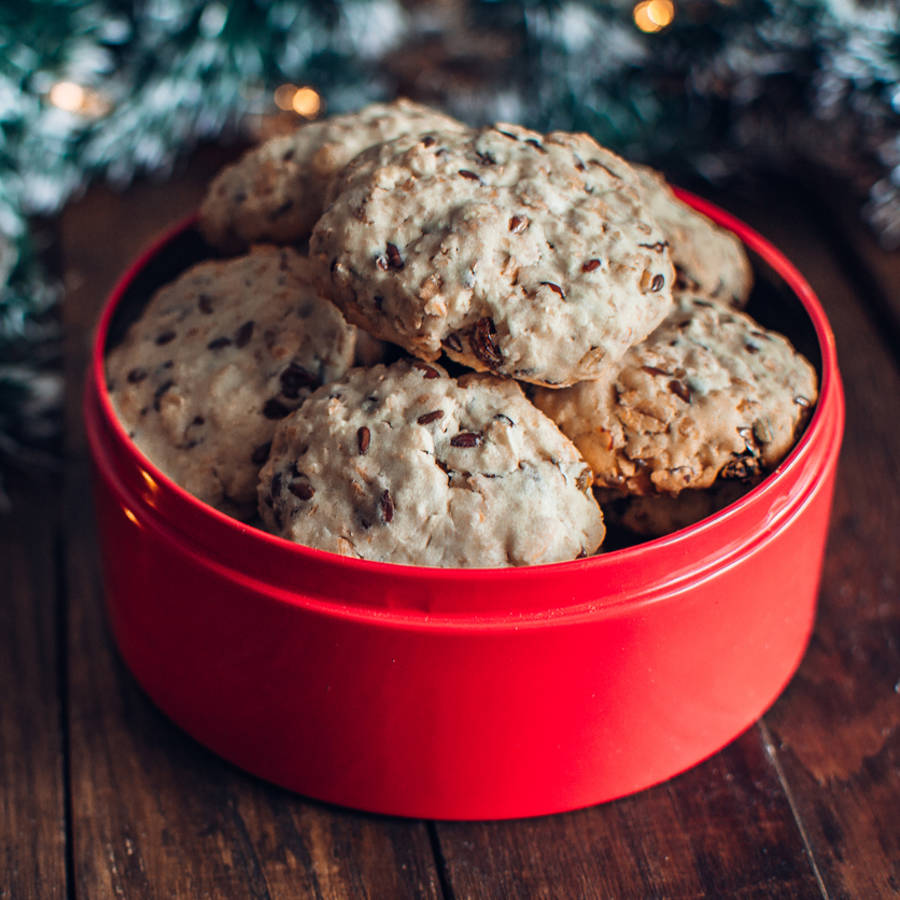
[59,156,441,899]
[721,184,900,899]
[435,729,822,899]
[0,482,68,899]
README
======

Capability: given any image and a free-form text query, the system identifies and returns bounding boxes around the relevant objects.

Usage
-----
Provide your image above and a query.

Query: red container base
[85,194,844,819]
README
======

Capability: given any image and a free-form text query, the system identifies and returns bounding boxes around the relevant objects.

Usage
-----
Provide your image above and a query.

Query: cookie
[633,164,753,307]
[106,246,356,519]
[531,294,818,495]
[310,123,676,387]
[199,98,469,251]
[597,478,762,538]
[257,359,605,567]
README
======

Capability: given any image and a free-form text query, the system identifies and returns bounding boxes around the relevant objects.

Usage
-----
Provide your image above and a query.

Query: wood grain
[0,483,67,900]
[435,729,822,899]
[59,156,441,899]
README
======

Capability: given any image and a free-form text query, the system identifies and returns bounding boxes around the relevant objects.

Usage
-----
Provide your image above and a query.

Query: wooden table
[2,149,898,898]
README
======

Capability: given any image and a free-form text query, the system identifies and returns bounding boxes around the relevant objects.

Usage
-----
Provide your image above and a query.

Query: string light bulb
[48,81,85,112]
[48,81,111,117]
[291,86,321,119]
[633,0,675,33]
[273,83,298,111]
[273,84,322,119]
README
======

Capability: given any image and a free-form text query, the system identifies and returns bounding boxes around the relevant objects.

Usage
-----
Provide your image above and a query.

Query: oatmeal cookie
[311,123,675,387]
[199,98,469,251]
[106,246,356,519]
[531,294,817,495]
[258,359,605,566]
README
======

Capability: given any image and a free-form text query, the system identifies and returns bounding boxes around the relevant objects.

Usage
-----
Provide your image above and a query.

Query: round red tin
[84,194,844,820]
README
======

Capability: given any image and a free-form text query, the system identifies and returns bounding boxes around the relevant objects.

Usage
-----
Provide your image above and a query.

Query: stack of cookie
[106,99,817,567]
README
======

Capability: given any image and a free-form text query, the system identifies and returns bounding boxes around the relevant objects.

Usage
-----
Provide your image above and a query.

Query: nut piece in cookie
[310,123,676,387]
[106,246,356,520]
[257,359,605,567]
[199,98,469,252]
[532,294,818,497]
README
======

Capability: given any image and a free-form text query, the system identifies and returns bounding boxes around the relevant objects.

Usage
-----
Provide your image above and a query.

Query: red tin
[84,193,844,820]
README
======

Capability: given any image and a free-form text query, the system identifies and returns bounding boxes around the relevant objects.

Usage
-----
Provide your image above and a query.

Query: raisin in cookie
[106,246,355,520]
[199,98,469,252]
[633,164,753,307]
[257,359,605,567]
[531,294,817,495]
[311,123,675,387]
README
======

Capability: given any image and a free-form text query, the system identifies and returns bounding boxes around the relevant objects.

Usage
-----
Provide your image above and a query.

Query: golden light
[291,86,322,119]
[139,469,159,501]
[273,84,322,119]
[273,83,298,111]
[122,506,139,527]
[49,81,86,112]
[633,0,675,33]
[48,81,111,117]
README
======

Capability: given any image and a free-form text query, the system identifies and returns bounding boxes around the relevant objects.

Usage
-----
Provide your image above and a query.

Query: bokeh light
[291,86,322,119]
[274,83,322,119]
[48,81,86,112]
[633,0,675,33]
[48,81,110,117]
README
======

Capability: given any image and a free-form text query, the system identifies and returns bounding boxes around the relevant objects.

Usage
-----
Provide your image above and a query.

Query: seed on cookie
[385,243,405,271]
[450,431,482,448]
[540,281,566,300]
[152,380,174,411]
[234,320,255,348]
[470,318,502,370]
[411,360,440,378]
[379,488,395,523]
[667,379,692,403]
[289,479,315,501]
[280,362,318,398]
